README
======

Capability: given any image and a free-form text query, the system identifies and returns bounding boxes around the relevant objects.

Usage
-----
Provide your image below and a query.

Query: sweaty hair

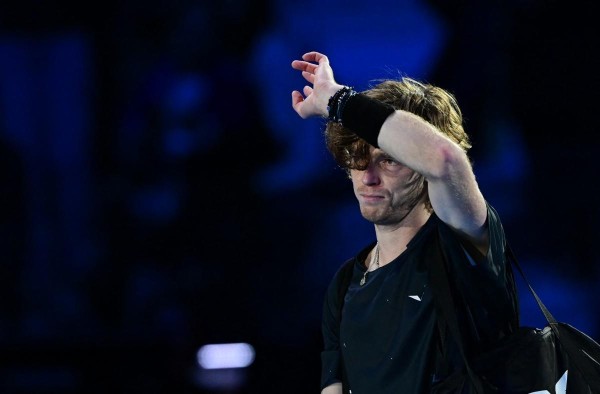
[325,77,472,211]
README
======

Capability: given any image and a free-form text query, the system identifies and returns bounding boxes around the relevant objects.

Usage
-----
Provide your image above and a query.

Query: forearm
[378,110,470,181]
[378,108,488,242]
[332,87,470,180]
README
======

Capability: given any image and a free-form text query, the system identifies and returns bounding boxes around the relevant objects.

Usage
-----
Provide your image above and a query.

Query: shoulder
[430,202,513,296]
[322,256,357,329]
[325,258,354,301]
[324,243,374,307]
[437,202,505,259]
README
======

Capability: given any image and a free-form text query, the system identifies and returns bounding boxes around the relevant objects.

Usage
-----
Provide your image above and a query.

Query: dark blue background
[1,0,599,392]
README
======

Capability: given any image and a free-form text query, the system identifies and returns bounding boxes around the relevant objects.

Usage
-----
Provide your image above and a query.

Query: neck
[374,204,431,267]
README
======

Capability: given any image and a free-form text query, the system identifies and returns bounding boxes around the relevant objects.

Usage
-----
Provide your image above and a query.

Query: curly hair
[325,77,472,211]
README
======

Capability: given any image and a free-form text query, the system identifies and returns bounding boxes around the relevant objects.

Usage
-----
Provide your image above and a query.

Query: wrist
[328,84,345,97]
[322,84,346,117]
[326,86,355,122]
[327,87,396,148]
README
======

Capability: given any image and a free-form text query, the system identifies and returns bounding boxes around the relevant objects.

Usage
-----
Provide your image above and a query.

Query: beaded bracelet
[335,89,357,123]
[326,86,395,148]
[327,86,354,123]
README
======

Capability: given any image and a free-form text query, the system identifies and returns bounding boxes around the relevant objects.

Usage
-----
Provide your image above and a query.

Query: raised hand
[291,51,344,119]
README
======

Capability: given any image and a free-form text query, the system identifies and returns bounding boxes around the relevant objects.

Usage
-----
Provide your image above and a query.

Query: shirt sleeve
[437,202,519,347]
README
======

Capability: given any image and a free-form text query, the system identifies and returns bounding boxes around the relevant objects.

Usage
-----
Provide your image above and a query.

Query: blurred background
[0,0,599,392]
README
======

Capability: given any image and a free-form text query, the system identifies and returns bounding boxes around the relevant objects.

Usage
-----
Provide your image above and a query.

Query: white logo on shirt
[408,284,427,302]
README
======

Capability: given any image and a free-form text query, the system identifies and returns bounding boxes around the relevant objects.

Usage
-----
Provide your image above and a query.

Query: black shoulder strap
[427,228,487,392]
[337,258,355,312]
[505,244,558,326]
[429,227,567,390]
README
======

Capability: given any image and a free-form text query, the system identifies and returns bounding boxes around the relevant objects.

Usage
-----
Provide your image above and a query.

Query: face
[350,147,425,226]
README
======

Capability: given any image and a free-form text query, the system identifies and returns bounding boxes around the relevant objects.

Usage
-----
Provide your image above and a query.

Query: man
[290,52,519,393]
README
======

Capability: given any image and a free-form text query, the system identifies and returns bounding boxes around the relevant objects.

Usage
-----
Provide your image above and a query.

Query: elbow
[429,143,469,180]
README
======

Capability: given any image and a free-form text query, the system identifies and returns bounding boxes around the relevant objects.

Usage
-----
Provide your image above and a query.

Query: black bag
[429,234,600,394]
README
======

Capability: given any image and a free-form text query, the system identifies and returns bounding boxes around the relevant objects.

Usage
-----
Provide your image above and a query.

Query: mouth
[359,193,385,203]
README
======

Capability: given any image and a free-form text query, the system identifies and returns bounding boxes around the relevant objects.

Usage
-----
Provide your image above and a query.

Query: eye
[378,156,403,172]
[380,157,400,167]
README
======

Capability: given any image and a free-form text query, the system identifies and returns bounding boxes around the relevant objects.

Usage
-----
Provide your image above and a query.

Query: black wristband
[341,93,395,148]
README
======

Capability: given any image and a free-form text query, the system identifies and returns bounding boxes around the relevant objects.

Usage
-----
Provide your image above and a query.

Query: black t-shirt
[320,204,518,394]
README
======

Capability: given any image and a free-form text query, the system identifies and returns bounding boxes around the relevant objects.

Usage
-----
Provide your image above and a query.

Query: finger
[291,91,306,117]
[304,63,317,74]
[292,60,318,74]
[300,53,333,80]
[302,51,329,65]
[302,85,313,97]
[314,52,330,66]
[291,90,302,107]
[291,60,307,71]
[302,71,315,84]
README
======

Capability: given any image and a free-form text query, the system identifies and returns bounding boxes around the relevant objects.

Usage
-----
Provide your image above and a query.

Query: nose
[361,162,381,186]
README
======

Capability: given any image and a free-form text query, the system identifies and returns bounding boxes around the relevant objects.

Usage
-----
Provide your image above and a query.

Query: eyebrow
[372,152,394,161]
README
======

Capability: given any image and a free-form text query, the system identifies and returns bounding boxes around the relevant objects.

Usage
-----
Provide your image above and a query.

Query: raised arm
[378,111,488,250]
[291,51,488,251]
